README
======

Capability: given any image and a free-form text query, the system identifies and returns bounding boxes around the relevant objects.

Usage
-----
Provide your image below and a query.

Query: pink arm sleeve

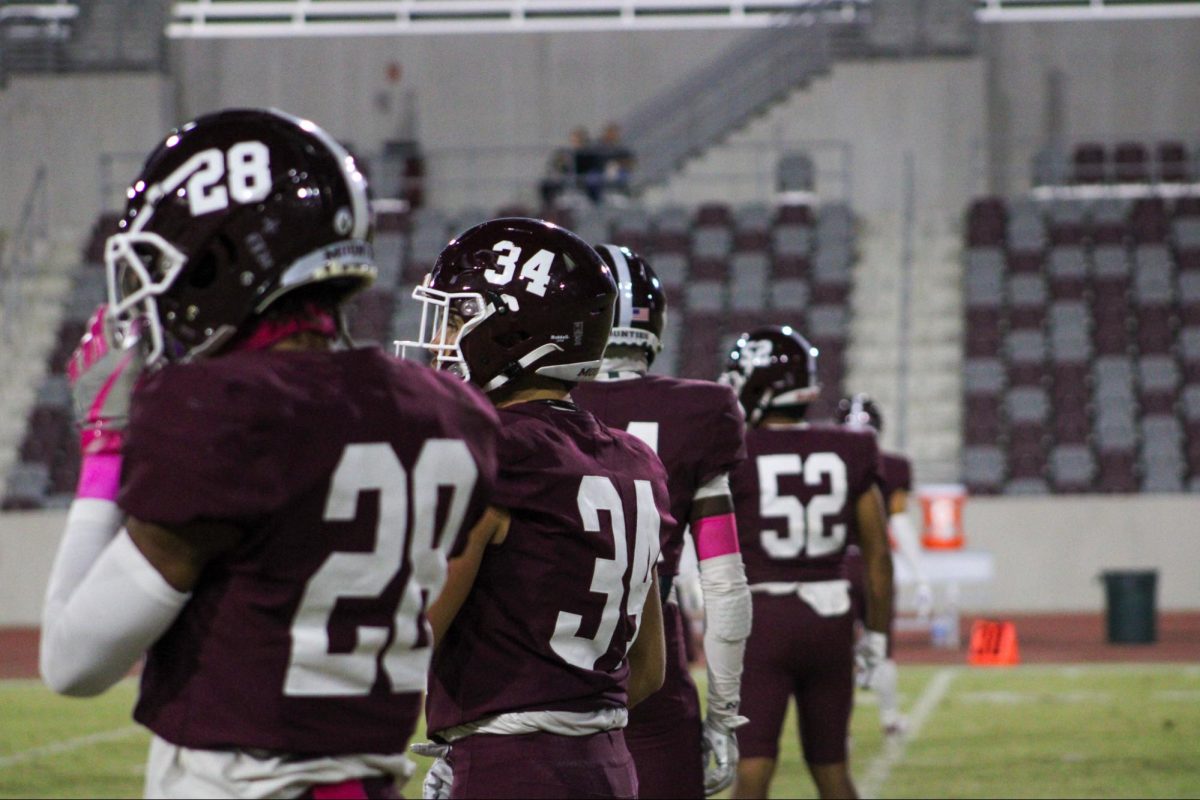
[694,513,740,561]
[76,453,122,501]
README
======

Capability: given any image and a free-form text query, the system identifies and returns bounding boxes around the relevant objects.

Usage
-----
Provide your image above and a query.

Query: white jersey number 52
[758,452,849,559]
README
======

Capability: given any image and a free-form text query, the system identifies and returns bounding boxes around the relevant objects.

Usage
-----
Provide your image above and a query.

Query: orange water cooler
[918,483,967,549]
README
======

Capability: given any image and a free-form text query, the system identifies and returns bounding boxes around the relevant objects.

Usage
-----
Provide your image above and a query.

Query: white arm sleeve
[41,515,190,697]
[698,552,752,725]
[889,511,927,584]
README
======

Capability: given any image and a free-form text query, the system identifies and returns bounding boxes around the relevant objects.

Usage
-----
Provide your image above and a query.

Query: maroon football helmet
[595,243,666,365]
[397,217,617,393]
[719,325,820,425]
[836,393,884,433]
[106,107,376,364]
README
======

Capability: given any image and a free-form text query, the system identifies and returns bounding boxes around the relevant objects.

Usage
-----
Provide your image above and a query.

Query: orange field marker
[967,619,1020,666]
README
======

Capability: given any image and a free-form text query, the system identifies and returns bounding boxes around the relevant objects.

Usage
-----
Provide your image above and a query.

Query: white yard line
[858,667,957,800]
[0,725,142,769]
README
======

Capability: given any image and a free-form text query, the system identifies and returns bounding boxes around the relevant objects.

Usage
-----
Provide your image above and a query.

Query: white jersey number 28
[283,440,476,697]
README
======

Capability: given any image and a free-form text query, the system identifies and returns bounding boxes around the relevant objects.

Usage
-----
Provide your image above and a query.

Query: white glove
[701,713,748,796]
[915,580,934,620]
[854,630,888,690]
[410,742,453,800]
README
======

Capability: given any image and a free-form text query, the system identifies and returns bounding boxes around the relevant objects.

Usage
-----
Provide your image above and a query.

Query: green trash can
[1100,570,1158,644]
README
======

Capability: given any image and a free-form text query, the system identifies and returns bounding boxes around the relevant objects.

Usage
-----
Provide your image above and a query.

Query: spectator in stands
[589,121,636,203]
[540,126,593,206]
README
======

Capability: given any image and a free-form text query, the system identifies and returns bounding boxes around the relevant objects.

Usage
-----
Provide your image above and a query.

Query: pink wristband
[694,512,740,561]
[76,452,122,501]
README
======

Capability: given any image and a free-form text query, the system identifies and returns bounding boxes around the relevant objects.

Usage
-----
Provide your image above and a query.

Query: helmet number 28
[757,452,848,559]
[486,240,555,297]
[178,141,273,217]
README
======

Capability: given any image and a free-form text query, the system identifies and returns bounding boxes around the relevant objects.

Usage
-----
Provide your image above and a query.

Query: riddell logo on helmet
[573,321,584,345]
[577,366,599,379]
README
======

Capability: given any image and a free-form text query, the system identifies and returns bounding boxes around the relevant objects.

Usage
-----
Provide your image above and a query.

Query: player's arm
[626,567,666,709]
[887,489,926,581]
[856,484,893,635]
[691,475,752,728]
[427,505,510,646]
[39,515,241,697]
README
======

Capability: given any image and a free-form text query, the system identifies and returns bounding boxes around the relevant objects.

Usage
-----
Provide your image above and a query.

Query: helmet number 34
[179,141,273,217]
[485,240,555,297]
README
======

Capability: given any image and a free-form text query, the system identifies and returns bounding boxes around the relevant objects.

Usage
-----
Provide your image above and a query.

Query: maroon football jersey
[119,347,499,755]
[572,374,746,578]
[426,400,675,733]
[879,451,913,509]
[732,423,881,583]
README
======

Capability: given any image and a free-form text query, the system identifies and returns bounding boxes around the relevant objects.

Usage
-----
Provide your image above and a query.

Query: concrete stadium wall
[981,18,1200,194]
[0,73,172,253]
[4,21,1200,241]
[3,495,1198,627]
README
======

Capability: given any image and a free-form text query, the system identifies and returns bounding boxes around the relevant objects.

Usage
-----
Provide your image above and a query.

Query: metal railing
[975,0,1200,22]
[624,15,833,188]
[168,0,867,37]
[1,166,49,341]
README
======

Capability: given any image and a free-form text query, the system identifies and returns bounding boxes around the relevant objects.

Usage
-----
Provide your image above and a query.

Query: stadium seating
[4,199,859,509]
[961,183,1200,495]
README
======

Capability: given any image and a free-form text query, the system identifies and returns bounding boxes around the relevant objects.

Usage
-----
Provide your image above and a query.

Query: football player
[397,218,671,799]
[720,327,892,800]
[572,245,752,798]
[836,393,932,737]
[39,108,501,799]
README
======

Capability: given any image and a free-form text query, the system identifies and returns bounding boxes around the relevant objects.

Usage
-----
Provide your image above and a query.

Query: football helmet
[595,243,665,364]
[397,217,617,393]
[718,325,820,425]
[836,393,884,433]
[105,107,376,364]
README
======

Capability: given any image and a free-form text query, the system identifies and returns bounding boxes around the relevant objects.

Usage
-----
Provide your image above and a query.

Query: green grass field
[2,665,1199,798]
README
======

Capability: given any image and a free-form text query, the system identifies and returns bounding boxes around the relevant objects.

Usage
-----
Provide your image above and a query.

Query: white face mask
[393,276,491,381]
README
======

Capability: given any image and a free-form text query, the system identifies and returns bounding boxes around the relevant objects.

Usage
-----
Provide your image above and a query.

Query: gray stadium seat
[1172,217,1200,250]
[966,246,1004,273]
[966,255,1005,308]
[654,205,692,237]
[1048,246,1087,280]
[1006,477,1049,495]
[1138,356,1180,394]
[1007,213,1046,253]
[768,278,809,312]
[693,227,733,260]
[373,232,405,288]
[1182,384,1200,421]
[1006,386,1049,423]
[1179,273,1200,305]
[1091,197,1131,226]
[1008,274,1047,308]
[816,203,855,244]
[651,252,689,289]
[772,225,813,258]
[1047,199,1088,226]
[1133,247,1175,304]
[963,446,1005,487]
[733,203,773,234]
[729,255,768,312]
[1092,245,1130,279]
[964,358,1006,394]
[808,305,848,340]
[1006,329,1046,364]
[572,216,611,246]
[1050,444,1096,487]
[685,281,726,313]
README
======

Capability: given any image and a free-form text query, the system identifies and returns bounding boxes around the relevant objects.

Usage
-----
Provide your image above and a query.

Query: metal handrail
[1,165,49,340]
[168,0,865,36]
